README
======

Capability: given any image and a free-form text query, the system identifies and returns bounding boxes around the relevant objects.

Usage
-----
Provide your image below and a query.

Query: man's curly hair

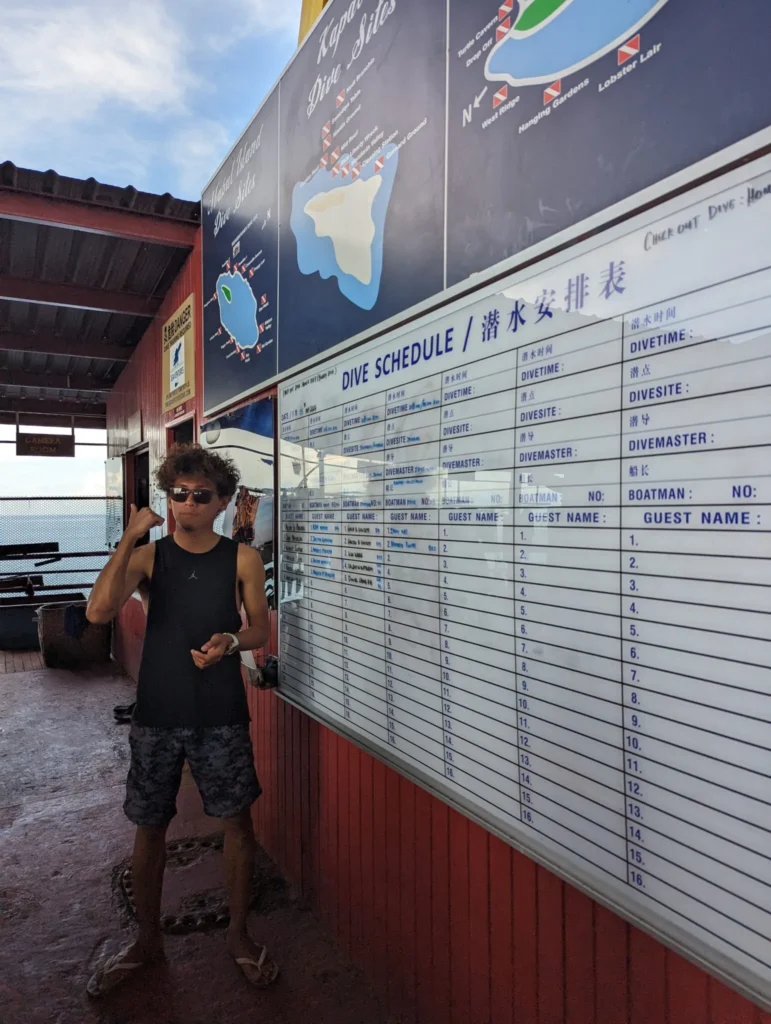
[155,443,240,498]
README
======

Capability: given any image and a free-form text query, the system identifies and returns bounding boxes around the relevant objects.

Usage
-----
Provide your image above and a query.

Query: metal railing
[0,496,120,603]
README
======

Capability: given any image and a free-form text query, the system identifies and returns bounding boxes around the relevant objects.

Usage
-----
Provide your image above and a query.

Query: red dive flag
[543,80,561,104]
[618,34,641,65]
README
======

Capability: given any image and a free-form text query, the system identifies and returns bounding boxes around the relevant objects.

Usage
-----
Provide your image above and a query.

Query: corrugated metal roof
[1,383,111,403]
[1,347,122,379]
[0,298,147,347]
[0,161,199,223]
[0,162,200,416]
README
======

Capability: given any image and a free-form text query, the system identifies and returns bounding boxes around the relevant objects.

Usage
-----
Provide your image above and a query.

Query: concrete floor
[0,662,392,1024]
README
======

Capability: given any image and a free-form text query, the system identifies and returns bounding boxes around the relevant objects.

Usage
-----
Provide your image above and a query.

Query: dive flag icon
[618,34,641,65]
[493,85,508,109]
[543,80,561,104]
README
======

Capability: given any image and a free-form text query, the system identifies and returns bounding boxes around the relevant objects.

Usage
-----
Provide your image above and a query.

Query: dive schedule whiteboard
[278,156,771,1006]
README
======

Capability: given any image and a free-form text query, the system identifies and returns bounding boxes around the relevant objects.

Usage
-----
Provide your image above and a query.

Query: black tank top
[135,535,249,728]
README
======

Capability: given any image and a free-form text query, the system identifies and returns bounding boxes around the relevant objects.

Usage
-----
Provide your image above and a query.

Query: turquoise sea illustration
[216,271,260,350]
[291,144,399,311]
[486,0,671,86]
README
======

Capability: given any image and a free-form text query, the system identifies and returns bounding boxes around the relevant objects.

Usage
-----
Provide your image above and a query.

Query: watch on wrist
[224,633,240,656]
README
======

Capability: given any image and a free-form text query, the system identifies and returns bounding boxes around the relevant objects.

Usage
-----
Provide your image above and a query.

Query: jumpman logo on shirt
[188,570,198,581]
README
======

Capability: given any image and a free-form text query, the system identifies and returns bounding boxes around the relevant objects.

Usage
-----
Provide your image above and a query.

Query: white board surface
[278,155,771,1008]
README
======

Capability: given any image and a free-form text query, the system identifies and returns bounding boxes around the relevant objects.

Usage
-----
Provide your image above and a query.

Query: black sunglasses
[169,486,215,505]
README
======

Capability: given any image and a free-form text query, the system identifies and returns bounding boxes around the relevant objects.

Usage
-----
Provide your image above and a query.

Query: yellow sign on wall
[162,294,195,413]
[298,0,326,42]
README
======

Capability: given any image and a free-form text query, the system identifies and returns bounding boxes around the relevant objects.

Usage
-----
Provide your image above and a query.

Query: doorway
[171,419,194,445]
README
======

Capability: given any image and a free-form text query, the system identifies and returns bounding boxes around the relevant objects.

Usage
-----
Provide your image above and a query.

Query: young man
[85,443,278,997]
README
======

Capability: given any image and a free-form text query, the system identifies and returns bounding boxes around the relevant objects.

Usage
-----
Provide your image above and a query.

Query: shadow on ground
[0,664,392,1024]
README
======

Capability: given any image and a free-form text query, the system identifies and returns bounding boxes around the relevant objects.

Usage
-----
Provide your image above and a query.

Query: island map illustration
[486,0,671,85]
[205,210,275,367]
[290,143,399,311]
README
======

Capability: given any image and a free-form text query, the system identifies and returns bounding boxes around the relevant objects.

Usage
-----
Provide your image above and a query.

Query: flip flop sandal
[86,947,160,998]
[234,946,280,989]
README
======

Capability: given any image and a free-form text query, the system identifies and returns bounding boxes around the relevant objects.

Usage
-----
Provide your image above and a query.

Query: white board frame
[276,149,771,1011]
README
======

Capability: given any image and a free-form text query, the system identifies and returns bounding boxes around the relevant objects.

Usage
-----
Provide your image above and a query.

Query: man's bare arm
[236,546,270,650]
[192,546,269,669]
[86,505,162,624]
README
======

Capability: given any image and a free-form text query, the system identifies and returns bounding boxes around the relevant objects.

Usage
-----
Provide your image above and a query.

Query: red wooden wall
[108,238,203,667]
[107,236,771,1024]
[247,688,771,1024]
[107,236,202,460]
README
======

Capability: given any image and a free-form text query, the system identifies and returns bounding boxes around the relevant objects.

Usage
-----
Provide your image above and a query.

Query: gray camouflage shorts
[124,723,262,827]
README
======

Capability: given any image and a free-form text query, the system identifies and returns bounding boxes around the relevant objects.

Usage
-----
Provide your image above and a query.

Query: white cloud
[167,120,233,198]
[0,0,196,186]
[0,1,194,119]
[0,0,300,195]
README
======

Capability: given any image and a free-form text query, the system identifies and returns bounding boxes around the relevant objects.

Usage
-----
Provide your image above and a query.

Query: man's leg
[187,725,278,986]
[122,726,184,958]
[88,728,182,997]
[223,808,260,957]
[122,728,185,956]
[221,807,278,985]
[128,823,168,959]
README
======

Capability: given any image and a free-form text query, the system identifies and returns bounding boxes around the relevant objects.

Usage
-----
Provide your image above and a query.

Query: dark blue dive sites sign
[202,90,280,412]
[277,0,448,374]
[202,0,771,412]
[446,0,771,285]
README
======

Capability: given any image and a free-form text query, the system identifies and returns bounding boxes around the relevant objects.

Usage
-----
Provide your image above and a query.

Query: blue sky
[0,0,302,199]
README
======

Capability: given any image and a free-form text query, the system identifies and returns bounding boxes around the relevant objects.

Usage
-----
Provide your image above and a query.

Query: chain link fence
[0,496,119,600]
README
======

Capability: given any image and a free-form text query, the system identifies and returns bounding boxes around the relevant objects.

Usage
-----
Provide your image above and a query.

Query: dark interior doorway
[171,419,194,445]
